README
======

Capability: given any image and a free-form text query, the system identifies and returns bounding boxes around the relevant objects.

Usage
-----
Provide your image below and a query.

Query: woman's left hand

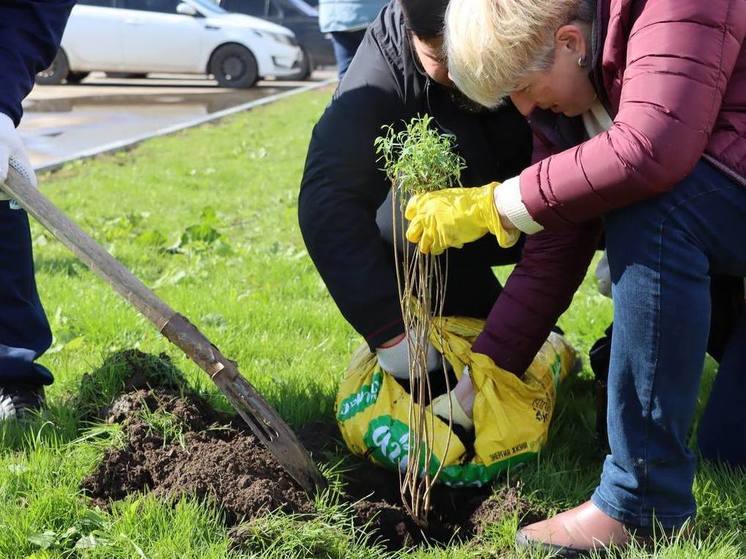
[404,182,521,254]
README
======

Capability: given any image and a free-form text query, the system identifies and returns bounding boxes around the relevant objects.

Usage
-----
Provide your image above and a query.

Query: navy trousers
[0,201,53,386]
[330,29,367,80]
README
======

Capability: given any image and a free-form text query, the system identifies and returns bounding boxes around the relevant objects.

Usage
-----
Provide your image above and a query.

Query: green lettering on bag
[336,371,383,421]
[363,415,441,475]
[550,354,562,387]
[439,451,537,487]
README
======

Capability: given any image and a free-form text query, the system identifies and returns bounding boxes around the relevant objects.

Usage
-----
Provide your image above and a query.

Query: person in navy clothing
[0,0,75,420]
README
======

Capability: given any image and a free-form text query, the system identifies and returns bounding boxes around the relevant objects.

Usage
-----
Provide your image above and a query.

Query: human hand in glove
[0,113,36,199]
[376,330,443,380]
[404,182,519,255]
[378,333,474,430]
[430,366,475,430]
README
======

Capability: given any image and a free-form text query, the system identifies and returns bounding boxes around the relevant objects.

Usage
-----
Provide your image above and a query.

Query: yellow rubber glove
[404,182,520,255]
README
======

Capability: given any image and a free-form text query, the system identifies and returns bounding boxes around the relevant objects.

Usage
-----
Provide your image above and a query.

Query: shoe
[0,384,45,420]
[515,501,629,558]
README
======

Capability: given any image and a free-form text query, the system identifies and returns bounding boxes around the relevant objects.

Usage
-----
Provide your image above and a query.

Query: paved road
[20,71,335,168]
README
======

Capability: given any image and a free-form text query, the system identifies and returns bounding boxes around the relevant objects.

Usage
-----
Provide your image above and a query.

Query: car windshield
[285,0,317,17]
[187,0,227,14]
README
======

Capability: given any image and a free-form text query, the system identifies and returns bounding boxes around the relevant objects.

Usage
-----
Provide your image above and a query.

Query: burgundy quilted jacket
[521,0,745,228]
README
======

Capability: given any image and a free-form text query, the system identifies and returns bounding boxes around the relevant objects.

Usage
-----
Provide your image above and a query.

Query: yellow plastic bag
[335,316,576,487]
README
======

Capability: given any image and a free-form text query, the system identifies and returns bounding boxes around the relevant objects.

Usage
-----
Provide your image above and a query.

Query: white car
[37,0,303,88]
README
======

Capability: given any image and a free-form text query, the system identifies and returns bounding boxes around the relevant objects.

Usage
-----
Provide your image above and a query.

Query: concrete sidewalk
[21,71,335,170]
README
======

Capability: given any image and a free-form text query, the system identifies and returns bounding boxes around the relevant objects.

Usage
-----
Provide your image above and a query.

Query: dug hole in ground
[80,349,541,552]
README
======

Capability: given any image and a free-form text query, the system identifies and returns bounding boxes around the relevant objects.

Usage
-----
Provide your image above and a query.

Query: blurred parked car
[37,0,302,88]
[217,0,334,79]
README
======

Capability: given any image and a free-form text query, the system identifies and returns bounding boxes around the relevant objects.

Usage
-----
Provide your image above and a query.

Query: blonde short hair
[445,0,591,108]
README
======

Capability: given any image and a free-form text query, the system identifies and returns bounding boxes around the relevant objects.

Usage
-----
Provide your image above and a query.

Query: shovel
[4,161,327,495]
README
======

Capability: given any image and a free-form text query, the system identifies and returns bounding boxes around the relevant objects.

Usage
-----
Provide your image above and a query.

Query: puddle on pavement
[19,86,288,167]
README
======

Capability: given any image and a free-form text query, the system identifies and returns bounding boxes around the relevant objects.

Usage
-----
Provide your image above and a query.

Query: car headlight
[254,30,297,46]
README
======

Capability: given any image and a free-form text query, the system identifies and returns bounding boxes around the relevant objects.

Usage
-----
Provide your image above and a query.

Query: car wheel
[36,50,70,85]
[66,72,89,84]
[210,44,258,89]
[294,47,313,80]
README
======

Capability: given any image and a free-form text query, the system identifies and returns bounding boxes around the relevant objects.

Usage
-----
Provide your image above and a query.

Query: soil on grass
[81,350,539,551]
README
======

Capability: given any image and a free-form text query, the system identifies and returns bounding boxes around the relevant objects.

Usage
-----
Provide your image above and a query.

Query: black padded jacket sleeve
[298,33,410,349]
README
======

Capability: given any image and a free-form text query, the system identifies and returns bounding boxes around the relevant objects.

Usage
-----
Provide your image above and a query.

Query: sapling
[374,114,466,524]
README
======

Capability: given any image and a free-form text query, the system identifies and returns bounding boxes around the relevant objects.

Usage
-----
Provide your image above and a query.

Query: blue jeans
[330,30,366,80]
[0,201,53,386]
[592,161,746,529]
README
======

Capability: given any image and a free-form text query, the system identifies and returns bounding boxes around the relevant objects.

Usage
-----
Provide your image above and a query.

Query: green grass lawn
[0,88,743,558]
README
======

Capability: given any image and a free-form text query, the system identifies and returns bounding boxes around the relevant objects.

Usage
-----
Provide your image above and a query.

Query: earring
[577,55,588,68]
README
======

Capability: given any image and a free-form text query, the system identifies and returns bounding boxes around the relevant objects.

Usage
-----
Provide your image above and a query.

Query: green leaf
[28,531,57,550]
[199,206,218,225]
[135,230,167,247]
[74,534,110,549]
[181,223,220,245]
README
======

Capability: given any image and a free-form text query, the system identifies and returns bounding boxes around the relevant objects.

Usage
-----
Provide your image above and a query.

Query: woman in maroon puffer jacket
[405,0,745,555]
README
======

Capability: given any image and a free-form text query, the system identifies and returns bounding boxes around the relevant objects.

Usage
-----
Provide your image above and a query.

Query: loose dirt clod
[81,351,539,551]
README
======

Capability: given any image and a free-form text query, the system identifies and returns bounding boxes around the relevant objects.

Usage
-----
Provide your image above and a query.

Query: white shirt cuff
[495,176,544,234]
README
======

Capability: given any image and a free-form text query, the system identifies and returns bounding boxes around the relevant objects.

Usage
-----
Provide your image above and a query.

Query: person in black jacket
[0,0,75,420]
[299,0,600,426]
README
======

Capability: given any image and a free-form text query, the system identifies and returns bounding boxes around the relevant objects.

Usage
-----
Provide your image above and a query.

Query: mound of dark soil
[81,351,538,551]
[82,388,313,523]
